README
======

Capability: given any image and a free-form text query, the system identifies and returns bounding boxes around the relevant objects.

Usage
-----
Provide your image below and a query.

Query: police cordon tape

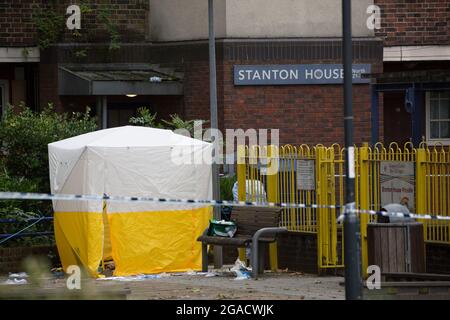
[0,191,340,210]
[336,208,450,223]
[1,191,450,222]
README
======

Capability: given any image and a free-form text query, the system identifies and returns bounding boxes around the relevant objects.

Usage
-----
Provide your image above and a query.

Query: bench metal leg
[202,242,208,272]
[258,243,266,274]
[252,227,288,279]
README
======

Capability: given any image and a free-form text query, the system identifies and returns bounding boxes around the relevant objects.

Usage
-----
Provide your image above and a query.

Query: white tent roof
[48,126,213,213]
[49,125,210,149]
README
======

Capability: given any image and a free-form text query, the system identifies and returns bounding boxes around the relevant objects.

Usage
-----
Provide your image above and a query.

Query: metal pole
[342,0,362,300]
[208,0,223,268]
[102,96,108,129]
[96,96,102,129]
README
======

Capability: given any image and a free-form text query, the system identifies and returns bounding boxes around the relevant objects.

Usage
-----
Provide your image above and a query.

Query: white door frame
[425,91,450,146]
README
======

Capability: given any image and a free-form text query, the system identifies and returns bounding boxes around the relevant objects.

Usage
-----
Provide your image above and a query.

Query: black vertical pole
[342,0,362,300]
[208,0,223,268]
[370,85,379,146]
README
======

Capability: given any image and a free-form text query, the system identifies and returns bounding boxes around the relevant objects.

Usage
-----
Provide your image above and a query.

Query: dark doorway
[383,91,411,145]
[106,95,183,128]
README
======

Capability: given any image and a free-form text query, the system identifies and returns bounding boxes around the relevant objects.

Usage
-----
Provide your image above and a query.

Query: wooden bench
[197,206,287,278]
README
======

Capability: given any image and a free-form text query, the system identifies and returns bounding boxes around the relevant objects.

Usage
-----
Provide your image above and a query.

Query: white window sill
[424,140,450,146]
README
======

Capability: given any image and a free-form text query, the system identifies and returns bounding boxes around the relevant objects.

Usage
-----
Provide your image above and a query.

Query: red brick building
[1,1,449,146]
[375,0,450,145]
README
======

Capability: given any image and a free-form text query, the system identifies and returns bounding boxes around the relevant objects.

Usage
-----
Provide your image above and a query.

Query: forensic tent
[48,126,213,277]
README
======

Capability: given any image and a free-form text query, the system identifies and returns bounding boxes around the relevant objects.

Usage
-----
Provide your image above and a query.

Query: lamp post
[208,0,223,268]
[342,0,363,300]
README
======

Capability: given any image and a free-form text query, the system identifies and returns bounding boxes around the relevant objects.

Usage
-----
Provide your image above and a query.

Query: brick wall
[223,68,373,146]
[0,246,57,274]
[219,233,319,273]
[0,0,149,47]
[35,39,383,146]
[39,62,61,111]
[180,41,383,145]
[277,232,318,274]
[426,243,450,275]
[220,40,383,146]
[375,0,450,46]
[183,60,218,124]
[149,39,383,146]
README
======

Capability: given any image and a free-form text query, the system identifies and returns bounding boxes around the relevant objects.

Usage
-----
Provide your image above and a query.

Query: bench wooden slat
[197,206,282,245]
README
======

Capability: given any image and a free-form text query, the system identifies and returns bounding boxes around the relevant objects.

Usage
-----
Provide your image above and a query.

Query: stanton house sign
[234,64,371,85]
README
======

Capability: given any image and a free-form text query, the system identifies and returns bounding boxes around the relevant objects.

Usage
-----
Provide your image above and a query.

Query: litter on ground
[1,278,28,285]
[230,259,251,280]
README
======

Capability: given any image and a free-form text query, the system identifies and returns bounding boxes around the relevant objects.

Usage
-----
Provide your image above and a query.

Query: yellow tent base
[55,207,212,277]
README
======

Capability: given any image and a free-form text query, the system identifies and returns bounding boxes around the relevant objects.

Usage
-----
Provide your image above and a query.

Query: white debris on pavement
[230,259,251,280]
[97,274,164,281]
[2,278,28,285]
[9,272,28,278]
[204,272,219,278]
[1,272,29,285]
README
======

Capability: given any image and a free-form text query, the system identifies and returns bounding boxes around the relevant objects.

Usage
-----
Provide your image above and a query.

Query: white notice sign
[380,161,415,211]
[296,160,315,191]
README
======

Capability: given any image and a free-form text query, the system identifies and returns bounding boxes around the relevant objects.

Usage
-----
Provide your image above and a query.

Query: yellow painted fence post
[267,145,279,271]
[237,145,247,262]
[358,145,370,277]
[416,148,427,240]
[316,146,327,270]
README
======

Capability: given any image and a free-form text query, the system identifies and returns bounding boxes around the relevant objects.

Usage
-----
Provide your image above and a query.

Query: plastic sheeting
[48,126,213,277]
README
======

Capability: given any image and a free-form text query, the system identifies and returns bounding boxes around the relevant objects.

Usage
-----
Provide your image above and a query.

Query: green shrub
[0,207,55,247]
[0,104,97,247]
[220,175,237,201]
[0,104,97,196]
[33,10,65,50]
[0,167,55,247]
[162,114,198,136]
[129,107,208,138]
[0,167,42,214]
[129,107,160,128]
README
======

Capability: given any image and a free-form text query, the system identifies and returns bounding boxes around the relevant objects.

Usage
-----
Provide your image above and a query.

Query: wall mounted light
[126,94,137,98]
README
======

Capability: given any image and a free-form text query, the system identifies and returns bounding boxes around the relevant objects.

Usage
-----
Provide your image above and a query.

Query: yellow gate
[356,142,417,274]
[236,144,345,271]
[417,144,450,244]
[357,143,450,274]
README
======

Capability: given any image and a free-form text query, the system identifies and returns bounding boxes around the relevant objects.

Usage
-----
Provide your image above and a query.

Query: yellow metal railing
[357,142,417,273]
[419,144,450,244]
[277,145,318,233]
[237,144,345,270]
[236,143,450,273]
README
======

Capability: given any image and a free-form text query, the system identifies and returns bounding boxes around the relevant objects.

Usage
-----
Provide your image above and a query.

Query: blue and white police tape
[1,191,450,222]
[0,191,340,210]
[337,208,450,223]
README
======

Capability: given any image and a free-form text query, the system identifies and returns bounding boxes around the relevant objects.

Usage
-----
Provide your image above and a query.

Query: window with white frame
[426,91,450,143]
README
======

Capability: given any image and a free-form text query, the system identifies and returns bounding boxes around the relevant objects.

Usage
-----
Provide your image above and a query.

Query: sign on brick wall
[234,64,371,85]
